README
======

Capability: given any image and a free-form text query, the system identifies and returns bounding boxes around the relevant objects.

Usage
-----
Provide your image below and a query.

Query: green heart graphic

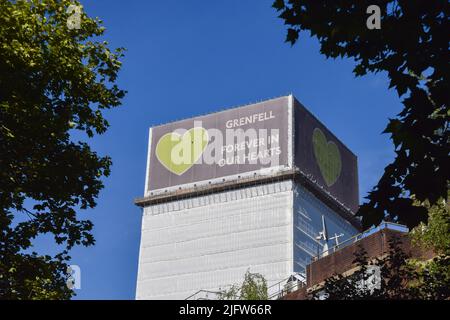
[312,128,342,187]
[156,127,209,175]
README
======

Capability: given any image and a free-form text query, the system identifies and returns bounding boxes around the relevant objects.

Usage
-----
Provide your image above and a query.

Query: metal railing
[185,289,222,300]
[185,273,307,300]
[267,273,307,300]
[313,222,409,261]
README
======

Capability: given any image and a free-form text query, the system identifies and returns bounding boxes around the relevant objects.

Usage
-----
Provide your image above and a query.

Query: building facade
[135,95,360,299]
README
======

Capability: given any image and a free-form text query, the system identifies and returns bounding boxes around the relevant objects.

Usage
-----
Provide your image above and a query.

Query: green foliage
[408,255,450,300]
[273,0,449,229]
[411,194,450,255]
[0,0,125,299]
[0,252,72,299]
[218,270,268,300]
[240,270,269,300]
[408,195,450,299]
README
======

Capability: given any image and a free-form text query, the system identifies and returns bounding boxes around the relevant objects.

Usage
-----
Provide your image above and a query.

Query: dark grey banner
[293,98,359,213]
[147,96,290,191]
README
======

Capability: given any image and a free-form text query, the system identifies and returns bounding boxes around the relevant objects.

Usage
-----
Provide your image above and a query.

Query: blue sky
[36,1,403,299]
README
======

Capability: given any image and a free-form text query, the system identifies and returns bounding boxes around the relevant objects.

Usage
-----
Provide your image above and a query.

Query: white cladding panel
[136,180,294,300]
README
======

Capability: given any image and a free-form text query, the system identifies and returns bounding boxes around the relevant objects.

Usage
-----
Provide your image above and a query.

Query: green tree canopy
[409,194,450,299]
[411,193,450,255]
[218,270,268,300]
[0,0,125,299]
[273,0,449,229]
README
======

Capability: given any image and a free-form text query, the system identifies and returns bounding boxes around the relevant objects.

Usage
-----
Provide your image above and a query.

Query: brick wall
[307,229,433,287]
[283,229,434,300]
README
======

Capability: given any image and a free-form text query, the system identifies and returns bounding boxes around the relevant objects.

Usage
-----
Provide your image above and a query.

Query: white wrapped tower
[135,95,360,299]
